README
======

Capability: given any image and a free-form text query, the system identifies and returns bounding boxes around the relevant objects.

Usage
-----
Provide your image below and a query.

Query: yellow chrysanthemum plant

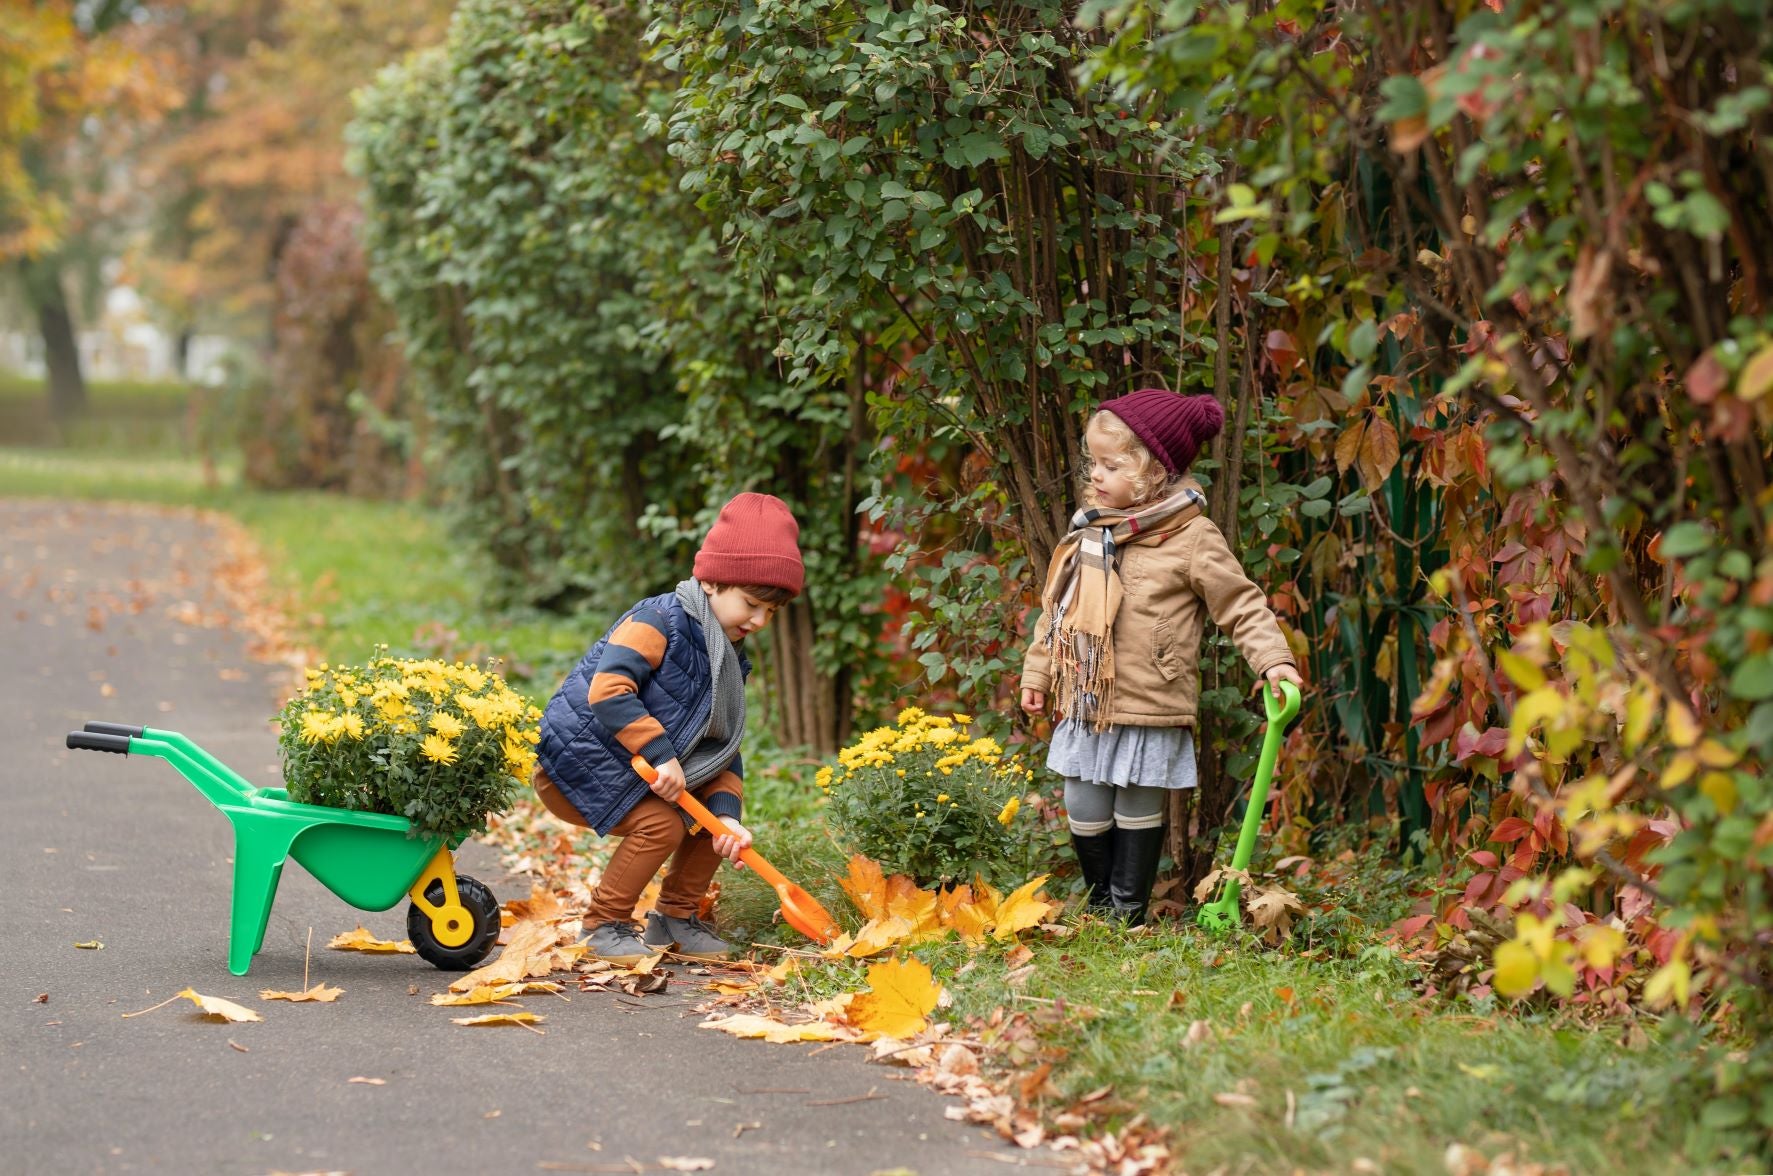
[821,706,1044,887]
[277,655,541,841]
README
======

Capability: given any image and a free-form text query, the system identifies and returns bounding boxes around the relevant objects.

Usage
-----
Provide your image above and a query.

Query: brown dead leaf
[177,988,262,1023]
[34,993,48,1004]
[1246,884,1305,942]
[327,927,415,954]
[260,984,343,1004]
[1004,944,1034,969]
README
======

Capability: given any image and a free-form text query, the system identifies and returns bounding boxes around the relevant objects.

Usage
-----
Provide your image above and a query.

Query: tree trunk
[26,261,87,422]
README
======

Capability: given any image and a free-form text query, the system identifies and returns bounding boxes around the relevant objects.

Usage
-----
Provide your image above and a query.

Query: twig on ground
[806,1086,884,1107]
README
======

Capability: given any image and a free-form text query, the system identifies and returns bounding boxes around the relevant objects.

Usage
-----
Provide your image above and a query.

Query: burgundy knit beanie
[1098,388,1225,476]
[694,492,805,595]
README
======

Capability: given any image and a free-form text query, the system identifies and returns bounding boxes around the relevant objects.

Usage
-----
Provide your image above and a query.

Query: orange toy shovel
[630,756,840,945]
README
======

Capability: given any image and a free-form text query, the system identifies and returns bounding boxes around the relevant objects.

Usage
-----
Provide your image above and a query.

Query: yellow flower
[420,733,458,765]
[954,712,973,724]
[815,766,834,790]
[456,665,488,692]
[428,711,466,740]
[896,769,906,778]
[339,713,365,739]
[299,710,336,745]
[896,705,926,726]
[997,796,1021,825]
[936,793,950,803]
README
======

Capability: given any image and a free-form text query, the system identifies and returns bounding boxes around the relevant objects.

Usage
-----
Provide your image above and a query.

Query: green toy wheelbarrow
[1196,679,1303,934]
[67,721,501,976]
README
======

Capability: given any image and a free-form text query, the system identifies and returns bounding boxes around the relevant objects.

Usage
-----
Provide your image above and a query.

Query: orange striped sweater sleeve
[586,609,678,769]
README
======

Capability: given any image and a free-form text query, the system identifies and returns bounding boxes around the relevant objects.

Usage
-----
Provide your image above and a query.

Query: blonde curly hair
[1081,410,1185,509]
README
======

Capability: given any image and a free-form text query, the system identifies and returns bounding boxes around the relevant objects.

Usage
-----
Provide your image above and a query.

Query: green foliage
[350,0,891,748]
[277,656,538,839]
[654,0,1214,708]
[1082,0,1773,1154]
[820,705,1042,886]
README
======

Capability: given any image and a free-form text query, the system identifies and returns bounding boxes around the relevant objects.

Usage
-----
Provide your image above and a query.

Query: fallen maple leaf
[327,927,415,954]
[847,955,941,1040]
[990,875,1056,941]
[503,883,566,923]
[430,982,561,1007]
[699,1014,846,1044]
[177,988,262,1023]
[845,915,916,958]
[839,854,889,921]
[449,920,574,991]
[451,1012,545,1033]
[705,979,756,996]
[260,984,343,1004]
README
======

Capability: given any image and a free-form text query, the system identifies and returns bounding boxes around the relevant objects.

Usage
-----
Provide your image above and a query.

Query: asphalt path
[1,499,1018,1176]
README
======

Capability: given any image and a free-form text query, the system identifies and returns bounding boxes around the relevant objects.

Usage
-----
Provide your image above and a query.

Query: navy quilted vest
[537,592,748,834]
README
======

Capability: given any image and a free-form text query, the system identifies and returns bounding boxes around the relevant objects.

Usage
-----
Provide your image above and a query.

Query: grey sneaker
[582,920,650,967]
[643,910,735,961]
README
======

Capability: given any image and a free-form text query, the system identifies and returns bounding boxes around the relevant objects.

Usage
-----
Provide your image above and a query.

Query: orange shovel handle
[629,756,791,890]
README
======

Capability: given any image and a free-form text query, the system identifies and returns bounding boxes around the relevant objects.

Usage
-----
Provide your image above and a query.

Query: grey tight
[1063,778,1168,835]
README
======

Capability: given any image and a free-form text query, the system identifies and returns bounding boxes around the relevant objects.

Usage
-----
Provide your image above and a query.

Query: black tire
[407,874,500,971]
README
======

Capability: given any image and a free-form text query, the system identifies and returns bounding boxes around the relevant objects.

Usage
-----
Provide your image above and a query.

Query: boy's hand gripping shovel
[630,756,840,945]
[1196,679,1302,934]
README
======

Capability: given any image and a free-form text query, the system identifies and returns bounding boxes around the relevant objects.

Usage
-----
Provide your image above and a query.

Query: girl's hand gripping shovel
[630,756,840,945]
[1196,679,1302,934]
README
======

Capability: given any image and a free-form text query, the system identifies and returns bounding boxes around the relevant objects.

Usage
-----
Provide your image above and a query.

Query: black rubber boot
[1108,825,1165,926]
[1070,831,1114,911]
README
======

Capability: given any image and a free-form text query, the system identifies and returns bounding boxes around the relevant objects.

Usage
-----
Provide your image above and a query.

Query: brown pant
[533,767,741,928]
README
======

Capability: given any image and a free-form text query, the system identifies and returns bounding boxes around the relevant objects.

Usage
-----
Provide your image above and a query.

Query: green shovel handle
[1197,679,1301,932]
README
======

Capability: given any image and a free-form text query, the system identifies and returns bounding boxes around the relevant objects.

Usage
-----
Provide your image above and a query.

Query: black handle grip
[67,732,131,755]
[84,722,145,738]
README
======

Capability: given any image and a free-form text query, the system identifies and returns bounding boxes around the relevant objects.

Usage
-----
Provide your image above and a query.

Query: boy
[532,492,804,964]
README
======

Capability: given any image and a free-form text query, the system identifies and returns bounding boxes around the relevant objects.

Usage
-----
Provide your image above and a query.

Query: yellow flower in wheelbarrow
[996,795,1021,826]
[420,733,458,765]
[429,711,466,740]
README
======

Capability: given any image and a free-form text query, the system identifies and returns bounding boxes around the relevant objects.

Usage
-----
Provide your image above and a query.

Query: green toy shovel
[1196,679,1302,934]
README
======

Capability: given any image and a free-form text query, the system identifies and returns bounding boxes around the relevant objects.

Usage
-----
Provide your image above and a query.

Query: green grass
[713,799,1736,1173]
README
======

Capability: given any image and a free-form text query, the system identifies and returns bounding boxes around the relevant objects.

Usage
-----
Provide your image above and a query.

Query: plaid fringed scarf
[1039,486,1206,730]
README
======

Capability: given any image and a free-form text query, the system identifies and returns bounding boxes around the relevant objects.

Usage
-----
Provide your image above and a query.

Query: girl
[1019,389,1304,923]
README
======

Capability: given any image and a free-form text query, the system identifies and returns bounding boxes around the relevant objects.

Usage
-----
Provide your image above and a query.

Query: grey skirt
[1046,718,1199,790]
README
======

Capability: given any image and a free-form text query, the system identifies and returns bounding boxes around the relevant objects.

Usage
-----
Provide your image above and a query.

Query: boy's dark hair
[703,581,796,606]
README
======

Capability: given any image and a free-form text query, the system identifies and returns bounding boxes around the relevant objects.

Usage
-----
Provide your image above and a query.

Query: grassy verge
[720,826,1724,1173]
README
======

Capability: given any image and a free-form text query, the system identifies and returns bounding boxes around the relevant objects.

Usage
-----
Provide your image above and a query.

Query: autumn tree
[0,1,174,420]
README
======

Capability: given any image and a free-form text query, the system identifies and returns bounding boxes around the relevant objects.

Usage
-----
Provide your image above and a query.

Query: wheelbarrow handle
[67,731,131,755]
[84,721,146,737]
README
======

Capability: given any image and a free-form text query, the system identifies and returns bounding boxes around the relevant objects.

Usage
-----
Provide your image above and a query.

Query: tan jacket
[1020,504,1294,729]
